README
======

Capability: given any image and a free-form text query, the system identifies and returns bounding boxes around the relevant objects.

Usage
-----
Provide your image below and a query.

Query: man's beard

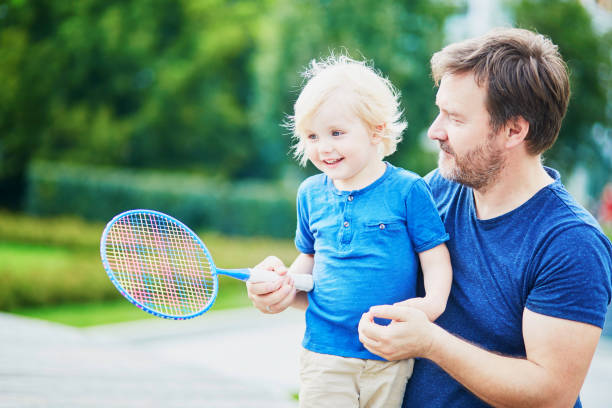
[438,136,506,191]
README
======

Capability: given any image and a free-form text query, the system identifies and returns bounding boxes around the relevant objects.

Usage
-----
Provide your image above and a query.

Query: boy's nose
[317,139,334,153]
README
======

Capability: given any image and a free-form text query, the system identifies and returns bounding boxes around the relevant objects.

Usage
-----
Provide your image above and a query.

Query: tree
[0,0,264,207]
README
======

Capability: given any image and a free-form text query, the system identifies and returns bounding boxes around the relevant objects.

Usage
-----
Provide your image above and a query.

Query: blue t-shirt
[403,168,612,408]
[295,163,449,360]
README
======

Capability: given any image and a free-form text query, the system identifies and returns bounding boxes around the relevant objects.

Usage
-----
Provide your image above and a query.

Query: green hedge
[26,161,298,238]
[0,211,299,311]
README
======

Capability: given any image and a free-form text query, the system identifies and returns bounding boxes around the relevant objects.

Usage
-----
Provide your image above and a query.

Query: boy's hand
[247,256,296,314]
[358,305,437,361]
[394,296,446,322]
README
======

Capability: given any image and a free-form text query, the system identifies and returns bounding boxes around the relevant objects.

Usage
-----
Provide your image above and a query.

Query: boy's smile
[302,91,386,191]
[322,158,344,165]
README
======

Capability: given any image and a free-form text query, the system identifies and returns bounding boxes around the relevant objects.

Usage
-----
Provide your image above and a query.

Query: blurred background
[0,0,611,328]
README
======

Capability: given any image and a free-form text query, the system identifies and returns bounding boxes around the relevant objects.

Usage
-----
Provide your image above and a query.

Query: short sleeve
[525,226,612,328]
[406,178,450,253]
[294,184,315,254]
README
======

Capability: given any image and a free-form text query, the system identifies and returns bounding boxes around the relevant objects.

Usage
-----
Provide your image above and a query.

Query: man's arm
[359,306,601,407]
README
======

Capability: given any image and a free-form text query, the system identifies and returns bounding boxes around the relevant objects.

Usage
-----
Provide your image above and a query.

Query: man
[248,28,612,407]
[358,28,612,407]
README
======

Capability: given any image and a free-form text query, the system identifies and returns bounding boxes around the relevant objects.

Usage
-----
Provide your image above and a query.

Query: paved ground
[0,308,303,408]
[1,307,611,407]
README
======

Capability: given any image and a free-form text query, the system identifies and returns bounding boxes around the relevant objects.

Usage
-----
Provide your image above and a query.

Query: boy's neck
[333,160,387,191]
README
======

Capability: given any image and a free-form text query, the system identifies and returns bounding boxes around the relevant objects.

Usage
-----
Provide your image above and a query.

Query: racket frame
[100,209,220,320]
[101,209,313,320]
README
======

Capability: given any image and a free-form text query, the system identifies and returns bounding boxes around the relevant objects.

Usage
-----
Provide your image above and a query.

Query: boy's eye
[307,134,318,140]
[331,130,342,137]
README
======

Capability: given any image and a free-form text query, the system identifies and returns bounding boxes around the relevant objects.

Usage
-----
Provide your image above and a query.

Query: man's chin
[438,161,469,186]
[438,167,459,183]
[438,157,456,180]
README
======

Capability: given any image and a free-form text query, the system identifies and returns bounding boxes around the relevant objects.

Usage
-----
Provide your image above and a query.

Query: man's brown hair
[431,27,570,155]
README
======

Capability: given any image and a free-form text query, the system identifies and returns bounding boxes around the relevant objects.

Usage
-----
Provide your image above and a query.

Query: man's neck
[472,156,554,220]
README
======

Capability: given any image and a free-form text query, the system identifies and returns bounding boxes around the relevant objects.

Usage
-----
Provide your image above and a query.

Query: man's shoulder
[544,182,602,229]
[533,182,611,253]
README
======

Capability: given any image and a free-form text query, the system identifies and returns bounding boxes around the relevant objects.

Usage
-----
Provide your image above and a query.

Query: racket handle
[291,273,314,292]
[248,268,314,292]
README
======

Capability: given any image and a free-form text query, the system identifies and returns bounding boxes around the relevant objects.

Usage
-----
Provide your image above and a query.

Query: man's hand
[358,305,437,361]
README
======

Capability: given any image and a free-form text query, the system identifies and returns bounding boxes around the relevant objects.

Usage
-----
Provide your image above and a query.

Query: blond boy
[248,56,453,408]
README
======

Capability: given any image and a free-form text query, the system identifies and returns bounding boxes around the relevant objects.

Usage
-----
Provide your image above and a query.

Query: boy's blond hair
[288,55,406,166]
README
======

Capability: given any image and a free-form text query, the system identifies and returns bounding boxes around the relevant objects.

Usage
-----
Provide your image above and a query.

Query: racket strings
[104,213,215,316]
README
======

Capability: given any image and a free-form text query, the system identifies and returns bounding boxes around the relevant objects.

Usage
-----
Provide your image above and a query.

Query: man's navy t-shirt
[403,168,612,408]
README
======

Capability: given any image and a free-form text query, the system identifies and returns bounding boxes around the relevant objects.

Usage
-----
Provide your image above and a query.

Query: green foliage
[0,0,455,210]
[0,210,297,316]
[26,161,298,238]
[506,0,612,196]
[0,241,113,310]
[603,224,612,241]
[0,0,266,206]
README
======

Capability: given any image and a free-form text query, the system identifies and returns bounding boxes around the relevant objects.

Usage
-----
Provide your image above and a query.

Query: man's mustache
[439,142,454,155]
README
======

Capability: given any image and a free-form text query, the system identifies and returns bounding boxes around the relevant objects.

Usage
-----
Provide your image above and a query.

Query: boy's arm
[286,253,314,310]
[246,253,313,313]
[395,243,452,321]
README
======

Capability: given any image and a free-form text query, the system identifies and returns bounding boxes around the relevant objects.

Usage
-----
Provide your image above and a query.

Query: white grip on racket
[291,273,314,292]
[248,269,314,292]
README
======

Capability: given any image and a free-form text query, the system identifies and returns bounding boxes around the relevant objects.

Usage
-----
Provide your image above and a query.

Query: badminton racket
[100,209,313,320]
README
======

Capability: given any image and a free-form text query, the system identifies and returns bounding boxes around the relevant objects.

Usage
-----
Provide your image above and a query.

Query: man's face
[428,72,506,191]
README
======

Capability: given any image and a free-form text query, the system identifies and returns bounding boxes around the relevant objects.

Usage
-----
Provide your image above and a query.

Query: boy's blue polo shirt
[295,163,449,360]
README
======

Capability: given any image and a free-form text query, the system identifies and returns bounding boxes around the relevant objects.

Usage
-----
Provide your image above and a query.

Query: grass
[11,276,253,327]
[1,210,297,327]
[13,300,155,327]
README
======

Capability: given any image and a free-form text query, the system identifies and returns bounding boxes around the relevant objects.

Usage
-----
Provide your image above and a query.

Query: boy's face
[427,72,506,190]
[302,91,384,191]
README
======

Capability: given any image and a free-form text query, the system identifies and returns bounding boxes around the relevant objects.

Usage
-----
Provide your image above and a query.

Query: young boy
[248,55,453,408]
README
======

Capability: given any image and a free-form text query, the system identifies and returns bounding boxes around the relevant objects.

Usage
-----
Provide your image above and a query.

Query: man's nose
[427,114,447,142]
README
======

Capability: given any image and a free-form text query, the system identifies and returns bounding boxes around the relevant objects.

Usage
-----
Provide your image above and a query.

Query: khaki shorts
[299,348,414,408]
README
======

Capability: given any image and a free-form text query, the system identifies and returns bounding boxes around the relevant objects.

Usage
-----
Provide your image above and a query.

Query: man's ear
[504,116,529,149]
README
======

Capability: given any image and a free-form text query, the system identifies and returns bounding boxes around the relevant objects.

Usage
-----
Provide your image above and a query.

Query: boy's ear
[504,116,529,149]
[371,123,386,144]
